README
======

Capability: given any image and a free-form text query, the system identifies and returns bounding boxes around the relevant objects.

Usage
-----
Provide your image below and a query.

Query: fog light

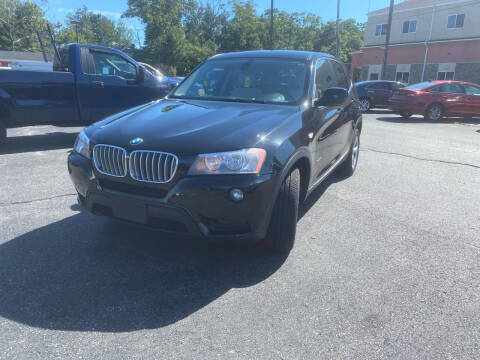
[230,188,244,202]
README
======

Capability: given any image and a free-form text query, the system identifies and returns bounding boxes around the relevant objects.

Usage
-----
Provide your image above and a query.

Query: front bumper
[68,152,278,241]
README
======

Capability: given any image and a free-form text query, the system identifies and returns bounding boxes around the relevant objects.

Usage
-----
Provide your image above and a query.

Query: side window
[89,51,137,80]
[391,82,405,90]
[369,82,390,90]
[430,84,464,94]
[330,61,349,89]
[464,85,480,96]
[315,59,336,98]
[53,48,69,72]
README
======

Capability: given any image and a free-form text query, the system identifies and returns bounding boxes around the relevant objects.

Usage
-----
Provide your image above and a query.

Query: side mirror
[314,87,349,107]
[136,65,147,83]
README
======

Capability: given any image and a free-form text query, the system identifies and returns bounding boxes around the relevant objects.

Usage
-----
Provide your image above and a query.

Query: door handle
[92,81,104,88]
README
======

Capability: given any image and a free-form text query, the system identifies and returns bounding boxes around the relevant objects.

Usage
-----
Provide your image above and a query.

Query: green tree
[57,7,133,50]
[220,0,266,53]
[0,0,47,51]
[314,19,364,63]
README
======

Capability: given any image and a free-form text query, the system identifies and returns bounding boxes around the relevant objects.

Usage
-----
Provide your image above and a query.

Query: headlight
[73,130,90,159]
[188,148,266,175]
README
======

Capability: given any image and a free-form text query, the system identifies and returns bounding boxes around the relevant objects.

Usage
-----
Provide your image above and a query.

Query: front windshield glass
[172,58,308,105]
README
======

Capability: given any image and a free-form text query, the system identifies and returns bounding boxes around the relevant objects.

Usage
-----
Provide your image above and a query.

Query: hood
[89,99,300,155]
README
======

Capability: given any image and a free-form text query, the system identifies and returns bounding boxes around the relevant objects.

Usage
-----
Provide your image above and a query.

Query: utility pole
[381,0,394,80]
[269,0,274,49]
[336,0,340,58]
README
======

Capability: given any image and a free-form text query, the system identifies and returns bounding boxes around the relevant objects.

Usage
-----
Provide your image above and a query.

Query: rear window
[53,47,69,72]
[406,81,436,89]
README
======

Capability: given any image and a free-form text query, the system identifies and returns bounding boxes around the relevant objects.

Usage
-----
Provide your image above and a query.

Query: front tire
[0,121,6,149]
[263,168,300,254]
[337,128,360,178]
[425,103,444,121]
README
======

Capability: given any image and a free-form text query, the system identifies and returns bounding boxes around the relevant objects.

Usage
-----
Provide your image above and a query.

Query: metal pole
[381,0,394,80]
[36,30,48,62]
[269,0,274,49]
[75,24,79,43]
[336,0,340,58]
[421,6,436,81]
[47,23,62,67]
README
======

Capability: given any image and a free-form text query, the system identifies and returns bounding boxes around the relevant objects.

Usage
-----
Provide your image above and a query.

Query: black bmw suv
[68,50,362,254]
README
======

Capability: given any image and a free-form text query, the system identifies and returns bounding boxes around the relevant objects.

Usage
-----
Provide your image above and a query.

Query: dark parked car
[0,43,182,147]
[68,50,362,254]
[355,80,406,112]
[389,80,480,120]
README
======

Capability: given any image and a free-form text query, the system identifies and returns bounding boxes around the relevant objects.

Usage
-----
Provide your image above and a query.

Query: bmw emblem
[130,137,143,145]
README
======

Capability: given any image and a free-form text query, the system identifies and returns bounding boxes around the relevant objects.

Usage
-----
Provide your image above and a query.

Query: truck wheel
[337,128,360,178]
[0,121,6,148]
[263,168,300,254]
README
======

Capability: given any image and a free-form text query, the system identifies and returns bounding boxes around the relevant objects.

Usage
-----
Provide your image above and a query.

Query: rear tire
[425,103,444,121]
[337,128,360,178]
[0,121,6,149]
[263,168,300,254]
[359,98,372,112]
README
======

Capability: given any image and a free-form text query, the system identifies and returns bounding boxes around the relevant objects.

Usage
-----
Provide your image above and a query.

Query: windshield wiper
[169,96,266,104]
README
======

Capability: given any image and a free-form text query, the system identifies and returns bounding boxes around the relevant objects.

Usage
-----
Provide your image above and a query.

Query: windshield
[172,58,308,105]
[406,81,437,89]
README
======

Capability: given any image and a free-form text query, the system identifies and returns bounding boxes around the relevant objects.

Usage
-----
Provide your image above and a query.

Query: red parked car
[388,81,480,121]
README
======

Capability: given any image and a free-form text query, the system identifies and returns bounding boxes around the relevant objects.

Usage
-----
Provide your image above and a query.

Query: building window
[370,73,379,80]
[437,72,455,80]
[396,64,410,84]
[396,72,409,83]
[402,20,417,33]
[437,63,456,80]
[375,24,387,36]
[447,14,465,29]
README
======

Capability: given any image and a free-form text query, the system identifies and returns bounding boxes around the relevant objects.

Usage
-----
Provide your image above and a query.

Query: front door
[80,50,145,122]
[310,59,344,180]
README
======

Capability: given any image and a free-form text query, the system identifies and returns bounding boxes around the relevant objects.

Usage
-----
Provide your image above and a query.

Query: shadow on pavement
[365,109,392,115]
[0,131,78,155]
[0,213,286,332]
[375,115,480,125]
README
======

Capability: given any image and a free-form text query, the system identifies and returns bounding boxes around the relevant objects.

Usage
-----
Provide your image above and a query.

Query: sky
[35,0,403,46]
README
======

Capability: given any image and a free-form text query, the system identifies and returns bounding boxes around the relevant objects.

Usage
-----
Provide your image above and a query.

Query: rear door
[429,83,466,115]
[462,84,480,116]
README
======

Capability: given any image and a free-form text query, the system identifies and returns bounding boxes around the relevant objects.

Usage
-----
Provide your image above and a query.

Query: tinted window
[330,61,348,89]
[368,82,390,90]
[464,84,480,96]
[173,58,308,104]
[89,51,137,80]
[314,59,336,99]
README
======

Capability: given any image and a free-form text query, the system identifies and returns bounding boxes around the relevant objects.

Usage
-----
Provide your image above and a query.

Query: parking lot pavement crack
[0,193,76,207]
[361,148,480,170]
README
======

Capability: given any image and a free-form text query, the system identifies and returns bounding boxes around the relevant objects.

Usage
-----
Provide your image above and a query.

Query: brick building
[351,0,480,84]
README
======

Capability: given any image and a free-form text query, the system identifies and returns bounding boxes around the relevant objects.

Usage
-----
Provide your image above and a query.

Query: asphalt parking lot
[1,112,479,359]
